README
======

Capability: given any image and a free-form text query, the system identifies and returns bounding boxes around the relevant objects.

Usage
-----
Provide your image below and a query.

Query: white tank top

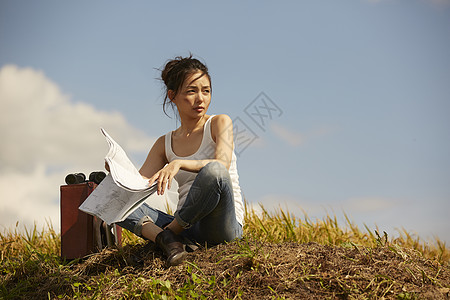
[165,115,244,225]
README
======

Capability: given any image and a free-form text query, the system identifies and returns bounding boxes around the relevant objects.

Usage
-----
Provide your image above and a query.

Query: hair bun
[161,58,183,86]
[159,54,211,118]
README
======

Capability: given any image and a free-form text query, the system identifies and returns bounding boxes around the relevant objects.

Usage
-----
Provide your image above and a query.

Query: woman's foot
[155,229,187,266]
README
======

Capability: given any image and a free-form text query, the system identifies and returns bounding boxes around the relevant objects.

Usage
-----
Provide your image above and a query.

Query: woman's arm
[176,114,234,171]
[148,114,234,195]
[139,135,168,180]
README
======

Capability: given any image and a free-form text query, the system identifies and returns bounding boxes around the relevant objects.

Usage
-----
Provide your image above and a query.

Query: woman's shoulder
[152,134,167,152]
[155,134,167,143]
[210,114,232,127]
[210,114,233,141]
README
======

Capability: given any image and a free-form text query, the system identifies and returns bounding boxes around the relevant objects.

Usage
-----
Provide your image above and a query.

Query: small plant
[1,204,449,299]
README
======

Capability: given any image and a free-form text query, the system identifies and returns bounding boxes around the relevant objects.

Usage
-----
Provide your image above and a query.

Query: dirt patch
[6,240,450,299]
[183,241,450,299]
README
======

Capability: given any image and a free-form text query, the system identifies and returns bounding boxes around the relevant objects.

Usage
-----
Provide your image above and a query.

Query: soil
[61,240,450,299]
[4,240,449,299]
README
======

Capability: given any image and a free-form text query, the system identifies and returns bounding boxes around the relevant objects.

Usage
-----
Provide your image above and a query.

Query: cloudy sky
[1,1,449,244]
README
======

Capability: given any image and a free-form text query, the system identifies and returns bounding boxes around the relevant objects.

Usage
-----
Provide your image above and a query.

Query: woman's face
[171,71,211,119]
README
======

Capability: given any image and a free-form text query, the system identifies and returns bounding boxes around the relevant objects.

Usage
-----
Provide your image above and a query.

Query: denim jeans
[117,162,243,246]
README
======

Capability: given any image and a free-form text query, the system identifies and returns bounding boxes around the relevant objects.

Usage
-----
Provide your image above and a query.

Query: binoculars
[65,171,106,185]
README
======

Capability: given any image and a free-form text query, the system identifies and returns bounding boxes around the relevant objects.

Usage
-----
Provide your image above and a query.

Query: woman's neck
[177,115,209,137]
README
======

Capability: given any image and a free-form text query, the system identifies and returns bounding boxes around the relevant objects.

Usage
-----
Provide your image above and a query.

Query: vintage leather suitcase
[60,182,122,259]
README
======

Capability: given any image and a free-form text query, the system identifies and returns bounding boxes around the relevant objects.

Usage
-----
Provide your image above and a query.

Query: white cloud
[340,196,396,213]
[248,194,318,220]
[269,122,334,147]
[270,123,305,147]
[0,65,158,232]
[249,194,450,243]
[251,194,401,221]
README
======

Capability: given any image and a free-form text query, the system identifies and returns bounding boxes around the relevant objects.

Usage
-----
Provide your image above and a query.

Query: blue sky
[1,0,449,243]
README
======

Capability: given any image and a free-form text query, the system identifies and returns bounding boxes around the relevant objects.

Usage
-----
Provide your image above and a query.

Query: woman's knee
[117,215,154,238]
[200,161,229,180]
[134,216,153,237]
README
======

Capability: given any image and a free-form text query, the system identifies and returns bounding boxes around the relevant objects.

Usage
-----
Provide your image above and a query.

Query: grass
[1,204,449,299]
[244,204,449,264]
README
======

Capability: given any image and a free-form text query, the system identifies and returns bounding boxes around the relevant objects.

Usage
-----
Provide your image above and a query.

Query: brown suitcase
[60,182,122,260]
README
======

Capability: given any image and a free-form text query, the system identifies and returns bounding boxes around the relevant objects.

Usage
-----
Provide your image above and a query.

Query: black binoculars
[65,171,106,185]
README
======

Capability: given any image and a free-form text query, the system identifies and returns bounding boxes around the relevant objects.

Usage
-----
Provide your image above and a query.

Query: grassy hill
[1,206,449,299]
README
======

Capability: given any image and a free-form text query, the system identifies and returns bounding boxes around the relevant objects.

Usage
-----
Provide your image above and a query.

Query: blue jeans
[117,162,243,246]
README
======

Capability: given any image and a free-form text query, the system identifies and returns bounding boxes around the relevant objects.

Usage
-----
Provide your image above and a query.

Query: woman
[116,55,244,266]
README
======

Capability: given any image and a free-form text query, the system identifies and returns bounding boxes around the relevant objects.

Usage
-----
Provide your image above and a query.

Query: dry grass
[244,204,449,265]
[1,205,449,299]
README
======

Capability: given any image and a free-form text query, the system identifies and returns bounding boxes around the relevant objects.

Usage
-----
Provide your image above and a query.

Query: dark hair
[160,54,211,117]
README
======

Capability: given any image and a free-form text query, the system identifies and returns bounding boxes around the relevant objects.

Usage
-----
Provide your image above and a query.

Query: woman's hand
[148,160,181,195]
